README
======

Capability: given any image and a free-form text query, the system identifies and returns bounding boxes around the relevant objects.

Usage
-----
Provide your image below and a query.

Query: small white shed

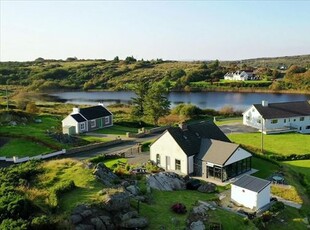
[231,174,271,210]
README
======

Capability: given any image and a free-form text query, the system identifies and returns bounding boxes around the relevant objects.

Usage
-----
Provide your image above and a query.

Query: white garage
[231,174,271,210]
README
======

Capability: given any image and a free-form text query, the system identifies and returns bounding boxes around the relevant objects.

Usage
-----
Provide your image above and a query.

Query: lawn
[79,135,113,143]
[251,156,280,179]
[140,190,256,229]
[283,160,310,181]
[0,138,53,157]
[228,132,310,156]
[103,158,127,168]
[215,117,242,126]
[95,124,140,135]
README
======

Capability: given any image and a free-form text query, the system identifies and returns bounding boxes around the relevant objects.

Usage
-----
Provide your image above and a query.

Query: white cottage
[243,100,310,134]
[224,71,255,81]
[231,174,271,210]
[150,121,252,181]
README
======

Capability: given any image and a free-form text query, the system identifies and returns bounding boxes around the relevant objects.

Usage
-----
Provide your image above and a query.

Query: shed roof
[232,174,271,193]
[254,101,310,119]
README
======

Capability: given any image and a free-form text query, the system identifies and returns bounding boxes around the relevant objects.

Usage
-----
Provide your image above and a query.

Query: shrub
[31,215,53,230]
[0,218,28,230]
[171,203,187,214]
[262,211,272,222]
[270,201,285,212]
[243,217,249,225]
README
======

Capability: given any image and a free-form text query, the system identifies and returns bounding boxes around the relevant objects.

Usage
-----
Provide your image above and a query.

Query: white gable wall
[224,147,252,166]
[243,106,262,129]
[150,131,189,175]
[231,184,258,209]
[62,115,78,133]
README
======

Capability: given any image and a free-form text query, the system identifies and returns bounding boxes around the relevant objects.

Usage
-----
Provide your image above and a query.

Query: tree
[144,83,170,125]
[26,102,39,114]
[113,56,119,62]
[131,81,150,120]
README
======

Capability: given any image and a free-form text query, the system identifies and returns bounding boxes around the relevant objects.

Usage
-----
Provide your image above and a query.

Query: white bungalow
[231,174,271,210]
[243,100,310,134]
[224,71,254,81]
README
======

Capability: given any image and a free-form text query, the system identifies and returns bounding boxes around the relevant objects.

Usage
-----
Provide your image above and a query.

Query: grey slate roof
[254,101,310,119]
[165,121,231,157]
[232,174,271,193]
[197,139,239,166]
[71,114,86,122]
[79,105,112,120]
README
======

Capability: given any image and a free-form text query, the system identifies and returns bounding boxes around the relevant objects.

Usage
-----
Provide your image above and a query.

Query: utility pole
[261,117,264,154]
[6,85,9,110]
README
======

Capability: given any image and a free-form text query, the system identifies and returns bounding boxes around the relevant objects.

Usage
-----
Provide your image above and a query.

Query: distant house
[231,174,271,210]
[224,71,256,81]
[62,104,113,135]
[243,100,310,134]
[150,121,252,182]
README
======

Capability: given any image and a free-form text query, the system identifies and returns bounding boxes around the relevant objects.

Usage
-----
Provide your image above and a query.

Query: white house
[224,71,255,81]
[231,174,271,210]
[62,104,113,135]
[243,100,310,134]
[150,121,252,182]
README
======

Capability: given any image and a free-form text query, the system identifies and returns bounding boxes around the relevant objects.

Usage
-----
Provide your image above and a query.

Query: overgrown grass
[103,158,127,168]
[140,189,255,229]
[79,135,113,143]
[228,132,310,156]
[95,124,139,135]
[0,139,52,157]
[271,185,303,204]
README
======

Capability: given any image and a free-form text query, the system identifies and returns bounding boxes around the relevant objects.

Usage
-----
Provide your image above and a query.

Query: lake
[49,91,310,111]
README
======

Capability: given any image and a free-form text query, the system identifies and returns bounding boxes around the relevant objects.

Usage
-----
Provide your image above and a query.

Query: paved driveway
[219,124,258,134]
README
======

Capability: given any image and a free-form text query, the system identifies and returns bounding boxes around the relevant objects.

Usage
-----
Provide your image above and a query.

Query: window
[80,123,85,130]
[271,119,278,124]
[175,159,181,171]
[300,117,305,121]
[257,119,261,124]
[306,126,310,130]
[284,119,286,123]
[105,116,110,124]
[90,120,96,128]
[156,154,160,165]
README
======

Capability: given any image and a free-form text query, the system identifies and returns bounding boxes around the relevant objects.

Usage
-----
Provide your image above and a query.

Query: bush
[171,203,187,214]
[31,215,53,230]
[0,218,28,230]
[262,211,272,222]
[270,201,285,212]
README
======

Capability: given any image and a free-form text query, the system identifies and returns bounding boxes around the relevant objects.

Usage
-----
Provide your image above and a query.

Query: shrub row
[269,153,310,161]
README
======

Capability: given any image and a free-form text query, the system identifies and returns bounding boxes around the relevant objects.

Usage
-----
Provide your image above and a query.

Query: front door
[98,118,103,128]
[166,156,171,170]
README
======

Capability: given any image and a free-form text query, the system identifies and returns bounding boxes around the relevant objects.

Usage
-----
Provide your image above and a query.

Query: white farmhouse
[231,174,271,210]
[243,100,310,134]
[150,121,252,182]
[224,71,254,81]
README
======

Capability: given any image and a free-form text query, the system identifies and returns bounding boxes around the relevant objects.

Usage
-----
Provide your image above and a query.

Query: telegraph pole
[6,85,9,110]
[261,117,264,154]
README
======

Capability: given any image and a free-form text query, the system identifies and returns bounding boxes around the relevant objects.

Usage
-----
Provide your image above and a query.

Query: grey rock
[197,183,216,193]
[121,181,130,188]
[120,217,148,229]
[104,192,130,211]
[190,220,205,230]
[99,216,114,230]
[93,163,119,186]
[120,211,139,222]
[71,214,83,224]
[75,224,95,230]
[126,185,140,196]
[90,217,106,230]
[192,204,209,215]
[147,172,186,191]
[81,209,92,218]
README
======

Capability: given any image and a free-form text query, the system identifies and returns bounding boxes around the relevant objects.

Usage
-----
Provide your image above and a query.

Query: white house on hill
[224,71,255,81]
[231,174,271,210]
[150,121,252,182]
[243,100,310,134]
[62,104,113,135]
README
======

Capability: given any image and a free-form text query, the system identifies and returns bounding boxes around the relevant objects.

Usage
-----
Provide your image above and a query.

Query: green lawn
[95,125,140,135]
[251,157,280,179]
[0,139,53,157]
[140,190,255,229]
[283,160,310,184]
[103,158,127,168]
[228,133,310,156]
[79,135,113,143]
[215,117,242,125]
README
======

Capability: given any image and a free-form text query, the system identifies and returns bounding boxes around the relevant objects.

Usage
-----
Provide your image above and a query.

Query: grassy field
[0,139,53,157]
[95,124,140,135]
[140,190,256,229]
[215,117,242,125]
[283,160,310,179]
[251,157,280,179]
[228,132,310,156]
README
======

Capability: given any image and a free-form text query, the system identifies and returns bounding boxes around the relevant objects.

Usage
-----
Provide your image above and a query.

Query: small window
[175,159,181,171]
[293,119,296,122]
[90,120,96,128]
[105,116,110,124]
[284,119,286,123]
[257,119,261,124]
[80,123,85,130]
[300,117,305,121]
[271,119,278,124]
[156,154,160,165]
[306,126,310,130]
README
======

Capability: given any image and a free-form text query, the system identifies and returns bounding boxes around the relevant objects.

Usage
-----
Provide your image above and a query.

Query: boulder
[93,163,119,186]
[75,224,95,230]
[197,183,216,193]
[90,217,106,230]
[99,216,114,230]
[81,209,92,218]
[120,217,148,229]
[189,220,205,230]
[104,192,130,211]
[126,185,140,196]
[119,211,139,222]
[71,214,83,225]
[147,172,186,191]
[192,204,209,215]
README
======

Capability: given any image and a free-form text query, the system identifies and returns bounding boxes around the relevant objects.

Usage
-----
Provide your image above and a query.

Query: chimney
[179,122,188,130]
[72,107,80,114]
[262,100,268,107]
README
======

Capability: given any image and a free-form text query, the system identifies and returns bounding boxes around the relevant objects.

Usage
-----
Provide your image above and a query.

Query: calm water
[49,91,310,110]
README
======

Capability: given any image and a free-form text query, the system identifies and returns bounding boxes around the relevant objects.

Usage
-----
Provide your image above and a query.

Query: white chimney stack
[262,100,268,107]
[72,107,80,114]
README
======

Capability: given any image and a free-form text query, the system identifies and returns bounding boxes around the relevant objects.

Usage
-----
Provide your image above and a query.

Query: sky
[1,1,310,61]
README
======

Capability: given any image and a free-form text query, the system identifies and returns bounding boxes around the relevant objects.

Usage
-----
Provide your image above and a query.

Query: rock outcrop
[197,182,216,193]
[93,163,119,186]
[147,172,186,191]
